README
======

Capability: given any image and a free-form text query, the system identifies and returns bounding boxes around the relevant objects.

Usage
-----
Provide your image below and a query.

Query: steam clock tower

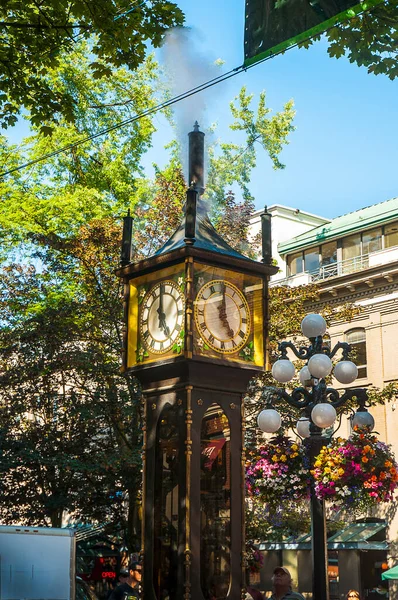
[116,123,277,600]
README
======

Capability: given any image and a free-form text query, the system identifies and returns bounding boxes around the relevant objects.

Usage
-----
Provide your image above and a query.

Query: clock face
[194,279,251,354]
[140,280,185,354]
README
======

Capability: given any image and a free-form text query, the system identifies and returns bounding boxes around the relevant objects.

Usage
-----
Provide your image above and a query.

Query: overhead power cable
[114,1,147,20]
[0,65,244,178]
[0,1,385,179]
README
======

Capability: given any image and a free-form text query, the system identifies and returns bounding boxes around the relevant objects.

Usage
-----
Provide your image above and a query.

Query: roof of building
[251,204,330,225]
[258,521,387,551]
[278,196,398,255]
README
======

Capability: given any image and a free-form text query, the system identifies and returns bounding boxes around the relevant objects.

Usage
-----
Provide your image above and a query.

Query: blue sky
[4,0,397,220]
[146,0,397,219]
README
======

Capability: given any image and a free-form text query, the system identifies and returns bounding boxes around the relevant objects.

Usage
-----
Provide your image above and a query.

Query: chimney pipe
[188,121,205,195]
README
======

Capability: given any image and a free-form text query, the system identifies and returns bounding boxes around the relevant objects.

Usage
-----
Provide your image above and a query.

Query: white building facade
[250,197,398,599]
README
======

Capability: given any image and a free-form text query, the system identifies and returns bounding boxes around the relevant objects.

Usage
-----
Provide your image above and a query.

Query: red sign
[328,565,338,579]
[202,439,226,469]
[102,571,116,579]
[90,557,117,581]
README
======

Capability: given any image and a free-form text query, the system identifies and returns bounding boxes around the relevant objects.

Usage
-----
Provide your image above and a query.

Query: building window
[362,227,382,254]
[321,242,337,266]
[346,329,367,379]
[304,248,319,273]
[287,252,303,276]
[385,221,398,248]
[342,233,361,262]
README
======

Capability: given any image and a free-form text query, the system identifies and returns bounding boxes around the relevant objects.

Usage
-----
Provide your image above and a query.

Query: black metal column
[307,430,329,600]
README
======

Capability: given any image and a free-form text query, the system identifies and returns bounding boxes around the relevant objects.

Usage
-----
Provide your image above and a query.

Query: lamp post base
[306,433,329,600]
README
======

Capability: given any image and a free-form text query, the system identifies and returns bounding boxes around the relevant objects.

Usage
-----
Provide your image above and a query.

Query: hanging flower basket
[311,428,398,512]
[246,436,309,507]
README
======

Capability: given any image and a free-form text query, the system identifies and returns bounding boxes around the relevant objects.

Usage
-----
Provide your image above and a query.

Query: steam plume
[160,27,223,184]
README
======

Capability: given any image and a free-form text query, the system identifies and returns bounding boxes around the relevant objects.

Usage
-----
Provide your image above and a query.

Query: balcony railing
[311,254,369,281]
[272,245,398,288]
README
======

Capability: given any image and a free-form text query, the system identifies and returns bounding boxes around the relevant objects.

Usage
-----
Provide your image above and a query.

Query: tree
[0,47,296,545]
[306,0,398,79]
[0,0,183,132]
[207,87,296,212]
[0,222,143,551]
[0,44,161,252]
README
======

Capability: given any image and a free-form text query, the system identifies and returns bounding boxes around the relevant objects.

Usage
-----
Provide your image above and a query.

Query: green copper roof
[278,196,398,255]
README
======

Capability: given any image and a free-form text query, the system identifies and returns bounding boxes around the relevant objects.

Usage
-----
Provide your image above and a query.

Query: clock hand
[218,282,227,319]
[217,283,234,338]
[157,283,165,328]
[159,314,170,338]
[157,284,171,336]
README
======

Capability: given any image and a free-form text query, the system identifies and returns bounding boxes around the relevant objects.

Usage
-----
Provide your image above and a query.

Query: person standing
[108,562,142,600]
[269,567,304,600]
[106,569,129,599]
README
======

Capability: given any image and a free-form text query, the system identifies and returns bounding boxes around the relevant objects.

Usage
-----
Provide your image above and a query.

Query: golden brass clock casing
[124,258,266,372]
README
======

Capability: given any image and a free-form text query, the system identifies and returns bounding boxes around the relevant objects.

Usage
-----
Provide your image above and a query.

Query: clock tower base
[140,361,258,600]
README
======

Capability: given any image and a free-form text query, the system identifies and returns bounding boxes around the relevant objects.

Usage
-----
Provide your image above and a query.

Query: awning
[382,565,398,580]
[77,544,120,557]
[258,521,387,551]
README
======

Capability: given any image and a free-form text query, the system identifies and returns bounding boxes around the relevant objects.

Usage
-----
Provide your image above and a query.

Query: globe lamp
[296,417,310,438]
[334,361,358,384]
[299,366,312,387]
[272,359,295,383]
[301,313,327,339]
[311,403,337,428]
[257,409,282,434]
[308,354,332,379]
[352,409,375,431]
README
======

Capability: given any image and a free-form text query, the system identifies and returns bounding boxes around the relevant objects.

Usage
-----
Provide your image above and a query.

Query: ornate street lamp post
[254,313,375,600]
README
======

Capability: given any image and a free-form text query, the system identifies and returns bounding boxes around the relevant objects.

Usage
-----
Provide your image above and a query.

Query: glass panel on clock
[193,263,263,366]
[200,403,231,600]
[153,403,179,599]
[127,263,186,368]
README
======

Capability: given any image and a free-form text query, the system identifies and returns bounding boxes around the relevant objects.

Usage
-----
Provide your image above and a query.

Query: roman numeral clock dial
[194,280,251,354]
[139,281,185,355]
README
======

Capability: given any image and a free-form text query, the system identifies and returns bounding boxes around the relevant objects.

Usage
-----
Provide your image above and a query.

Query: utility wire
[0,65,244,178]
[114,1,147,20]
[0,2,385,179]
[0,46,297,179]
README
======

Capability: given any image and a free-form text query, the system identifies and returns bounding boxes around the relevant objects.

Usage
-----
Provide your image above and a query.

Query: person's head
[117,568,129,584]
[128,562,142,584]
[347,591,360,600]
[271,566,292,591]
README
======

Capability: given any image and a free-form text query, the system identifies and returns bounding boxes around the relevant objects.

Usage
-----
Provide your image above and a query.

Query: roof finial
[120,210,133,266]
[193,121,199,132]
[261,205,272,265]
